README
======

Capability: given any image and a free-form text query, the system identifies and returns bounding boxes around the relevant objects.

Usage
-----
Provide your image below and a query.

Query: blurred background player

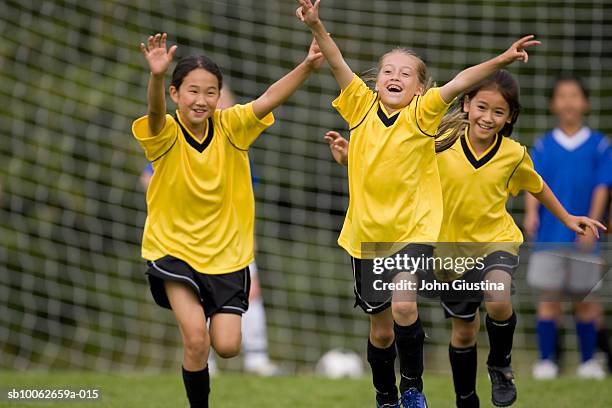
[140,87,282,377]
[525,76,612,380]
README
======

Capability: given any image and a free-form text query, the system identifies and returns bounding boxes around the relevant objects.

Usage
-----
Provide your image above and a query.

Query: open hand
[500,35,540,64]
[140,33,177,76]
[324,131,349,166]
[296,0,321,27]
[564,215,606,239]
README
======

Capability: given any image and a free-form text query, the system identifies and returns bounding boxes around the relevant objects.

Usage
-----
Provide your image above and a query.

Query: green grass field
[0,371,611,407]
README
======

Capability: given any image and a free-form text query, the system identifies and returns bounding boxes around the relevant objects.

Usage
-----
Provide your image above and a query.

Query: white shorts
[526,250,603,294]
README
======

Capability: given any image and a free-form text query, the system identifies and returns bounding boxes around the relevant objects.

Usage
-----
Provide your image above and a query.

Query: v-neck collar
[461,127,502,169]
[377,102,401,127]
[175,111,214,153]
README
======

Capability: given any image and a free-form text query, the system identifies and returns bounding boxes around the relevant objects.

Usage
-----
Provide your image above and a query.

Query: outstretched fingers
[576,217,607,238]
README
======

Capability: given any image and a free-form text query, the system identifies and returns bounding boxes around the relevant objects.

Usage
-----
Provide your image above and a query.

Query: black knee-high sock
[367,339,399,404]
[486,311,517,367]
[395,318,425,393]
[182,366,210,408]
[449,344,479,407]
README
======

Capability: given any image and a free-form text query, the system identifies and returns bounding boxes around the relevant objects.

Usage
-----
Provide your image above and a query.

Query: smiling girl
[132,33,323,407]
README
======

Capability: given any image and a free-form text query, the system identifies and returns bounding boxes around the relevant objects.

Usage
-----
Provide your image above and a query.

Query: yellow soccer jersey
[132,102,274,274]
[333,74,453,259]
[437,128,544,254]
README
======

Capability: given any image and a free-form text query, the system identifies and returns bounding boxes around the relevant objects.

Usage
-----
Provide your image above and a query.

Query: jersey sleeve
[413,87,454,136]
[332,74,377,128]
[507,147,544,196]
[132,114,178,162]
[218,102,275,150]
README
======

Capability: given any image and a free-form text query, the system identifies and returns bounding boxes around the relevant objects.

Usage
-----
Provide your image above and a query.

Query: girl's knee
[451,321,478,347]
[391,301,418,323]
[485,301,513,321]
[213,338,241,358]
[370,327,395,348]
[183,332,210,360]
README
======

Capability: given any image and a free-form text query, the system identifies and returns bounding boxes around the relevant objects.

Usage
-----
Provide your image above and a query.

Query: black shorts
[440,251,519,322]
[352,244,435,315]
[146,255,251,319]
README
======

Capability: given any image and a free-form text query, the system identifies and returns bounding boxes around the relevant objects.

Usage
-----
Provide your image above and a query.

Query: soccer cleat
[456,390,480,408]
[400,388,428,408]
[487,365,517,407]
[531,359,558,380]
[576,359,605,380]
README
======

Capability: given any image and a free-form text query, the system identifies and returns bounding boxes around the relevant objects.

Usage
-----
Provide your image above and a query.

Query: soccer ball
[315,348,364,379]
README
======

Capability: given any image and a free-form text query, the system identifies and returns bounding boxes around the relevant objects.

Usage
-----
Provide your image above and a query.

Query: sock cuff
[393,317,423,335]
[536,318,557,326]
[367,338,397,361]
[182,366,210,380]
[486,310,516,326]
[575,320,596,329]
[449,343,477,353]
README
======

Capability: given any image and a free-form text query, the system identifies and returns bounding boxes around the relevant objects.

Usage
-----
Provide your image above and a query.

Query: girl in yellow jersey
[325,70,605,407]
[132,33,323,407]
[295,0,540,406]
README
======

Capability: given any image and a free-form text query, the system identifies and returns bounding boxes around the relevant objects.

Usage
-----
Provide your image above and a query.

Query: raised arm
[252,37,324,119]
[532,181,606,238]
[139,33,177,136]
[439,35,540,104]
[296,0,353,90]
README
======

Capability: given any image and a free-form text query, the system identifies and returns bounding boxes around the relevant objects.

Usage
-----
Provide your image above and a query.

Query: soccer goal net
[1,0,610,372]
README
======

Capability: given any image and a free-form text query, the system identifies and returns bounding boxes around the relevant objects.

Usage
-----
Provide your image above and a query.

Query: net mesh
[1,0,611,372]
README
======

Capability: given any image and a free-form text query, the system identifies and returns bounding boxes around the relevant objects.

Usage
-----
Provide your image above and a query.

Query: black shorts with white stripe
[146,255,251,319]
[440,251,518,322]
[352,243,435,315]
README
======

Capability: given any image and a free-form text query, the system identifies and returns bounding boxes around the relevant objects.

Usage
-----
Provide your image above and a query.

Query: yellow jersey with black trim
[437,128,544,254]
[333,74,453,259]
[132,102,274,274]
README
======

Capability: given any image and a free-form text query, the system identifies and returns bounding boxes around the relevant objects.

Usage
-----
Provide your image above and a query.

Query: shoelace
[401,389,421,408]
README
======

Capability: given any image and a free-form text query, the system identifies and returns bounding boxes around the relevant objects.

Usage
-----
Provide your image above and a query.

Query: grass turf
[1,371,611,407]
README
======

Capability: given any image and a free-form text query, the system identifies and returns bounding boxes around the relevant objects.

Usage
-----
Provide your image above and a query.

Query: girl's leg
[209,313,242,358]
[368,307,399,406]
[391,271,424,394]
[536,299,562,360]
[483,269,515,368]
[449,315,480,408]
[483,269,517,407]
[574,300,605,378]
[164,280,210,408]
